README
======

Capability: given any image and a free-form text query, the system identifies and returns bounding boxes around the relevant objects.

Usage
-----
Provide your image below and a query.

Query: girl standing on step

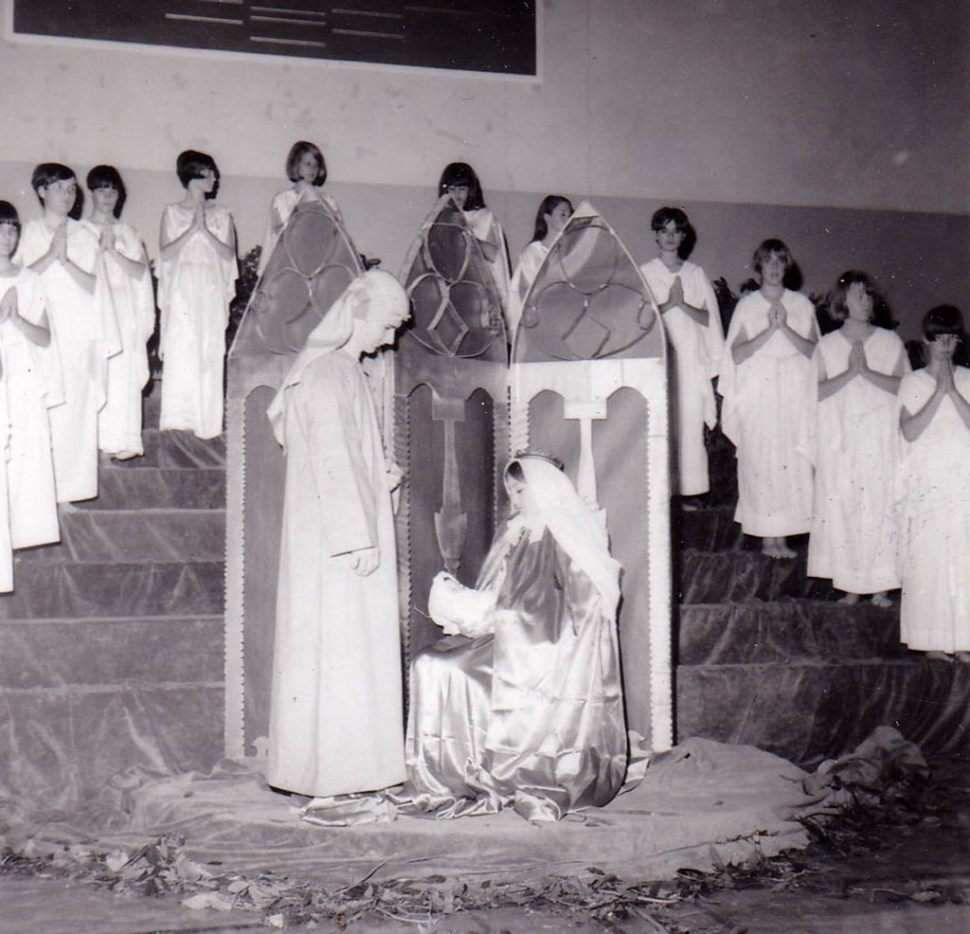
[640,207,725,505]
[897,305,970,662]
[807,271,907,607]
[0,200,58,566]
[158,150,237,440]
[437,162,511,310]
[719,238,818,559]
[258,140,343,276]
[84,165,155,460]
[16,163,120,503]
[507,195,573,338]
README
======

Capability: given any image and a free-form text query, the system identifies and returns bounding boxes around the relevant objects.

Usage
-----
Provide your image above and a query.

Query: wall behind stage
[0,0,966,338]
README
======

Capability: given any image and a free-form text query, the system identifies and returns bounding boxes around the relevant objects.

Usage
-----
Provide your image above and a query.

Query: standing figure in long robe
[258,140,344,276]
[640,207,725,499]
[808,271,908,605]
[437,163,510,307]
[0,201,59,550]
[896,305,970,662]
[266,269,411,797]
[405,455,627,822]
[507,195,573,338]
[719,239,818,559]
[159,150,237,440]
[16,163,120,503]
[84,166,156,459]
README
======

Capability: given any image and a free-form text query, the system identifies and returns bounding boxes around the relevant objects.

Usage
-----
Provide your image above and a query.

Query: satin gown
[405,521,627,821]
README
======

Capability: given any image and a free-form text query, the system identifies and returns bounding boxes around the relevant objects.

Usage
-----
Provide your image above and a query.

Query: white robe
[896,368,970,652]
[719,289,818,536]
[16,218,120,502]
[267,349,406,796]
[158,203,237,439]
[640,258,726,495]
[83,220,155,458]
[257,188,344,275]
[507,240,547,340]
[807,328,907,593]
[0,268,60,548]
[464,207,510,310]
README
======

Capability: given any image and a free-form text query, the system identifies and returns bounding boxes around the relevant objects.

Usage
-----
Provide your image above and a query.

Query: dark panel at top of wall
[12,0,537,75]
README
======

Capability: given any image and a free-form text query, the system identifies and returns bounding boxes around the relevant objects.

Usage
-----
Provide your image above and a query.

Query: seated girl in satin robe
[404,454,628,821]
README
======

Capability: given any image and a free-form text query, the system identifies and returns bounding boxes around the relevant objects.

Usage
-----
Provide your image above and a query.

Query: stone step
[679,543,836,603]
[0,682,223,805]
[0,615,223,689]
[672,504,742,552]
[678,600,903,666]
[18,509,226,564]
[79,466,226,511]
[0,561,224,620]
[109,428,225,469]
[677,653,970,766]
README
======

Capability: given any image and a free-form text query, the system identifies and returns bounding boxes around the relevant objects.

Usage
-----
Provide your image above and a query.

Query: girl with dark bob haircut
[176,150,220,200]
[827,270,896,330]
[285,140,327,186]
[435,161,509,305]
[86,164,127,219]
[30,163,82,220]
[896,304,970,661]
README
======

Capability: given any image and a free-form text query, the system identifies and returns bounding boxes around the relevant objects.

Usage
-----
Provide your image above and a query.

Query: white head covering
[512,455,623,620]
[266,268,409,444]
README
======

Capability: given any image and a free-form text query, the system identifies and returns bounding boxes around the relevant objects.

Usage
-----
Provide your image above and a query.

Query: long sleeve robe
[640,258,725,495]
[267,349,406,797]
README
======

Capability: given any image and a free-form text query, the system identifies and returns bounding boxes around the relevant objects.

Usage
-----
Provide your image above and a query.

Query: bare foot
[956,652,970,664]
[838,592,861,606]
[871,592,892,609]
[926,651,954,662]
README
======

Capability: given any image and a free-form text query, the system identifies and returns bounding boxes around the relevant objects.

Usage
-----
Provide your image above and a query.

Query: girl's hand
[0,286,16,323]
[848,341,866,374]
[771,301,788,329]
[52,224,68,261]
[939,359,956,394]
[99,226,116,255]
[352,547,380,576]
[668,275,684,308]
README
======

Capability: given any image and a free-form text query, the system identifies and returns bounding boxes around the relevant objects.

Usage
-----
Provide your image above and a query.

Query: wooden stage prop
[223,198,673,760]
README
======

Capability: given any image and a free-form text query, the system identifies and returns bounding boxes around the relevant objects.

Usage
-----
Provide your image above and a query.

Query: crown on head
[512,450,565,471]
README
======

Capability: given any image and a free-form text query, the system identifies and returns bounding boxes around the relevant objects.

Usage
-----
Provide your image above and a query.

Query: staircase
[674,430,970,765]
[2,410,967,810]
[0,387,226,808]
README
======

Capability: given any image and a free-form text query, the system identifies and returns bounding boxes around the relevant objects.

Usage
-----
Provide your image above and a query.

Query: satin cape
[403,458,627,821]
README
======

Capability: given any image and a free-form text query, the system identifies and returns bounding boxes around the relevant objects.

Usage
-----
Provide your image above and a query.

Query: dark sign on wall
[11,1,537,75]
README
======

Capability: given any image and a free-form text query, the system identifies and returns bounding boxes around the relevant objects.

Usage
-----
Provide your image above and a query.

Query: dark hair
[285,140,327,186]
[752,238,793,275]
[30,163,82,219]
[0,200,21,235]
[651,206,689,233]
[828,270,896,330]
[922,304,964,342]
[176,149,220,199]
[437,162,486,211]
[86,164,127,217]
[531,195,573,242]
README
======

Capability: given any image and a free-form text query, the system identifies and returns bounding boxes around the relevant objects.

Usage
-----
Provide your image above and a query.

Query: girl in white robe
[258,140,344,276]
[437,163,510,308]
[808,271,908,605]
[266,269,412,797]
[640,207,725,498]
[507,195,573,339]
[158,150,237,440]
[0,201,59,550]
[896,305,970,661]
[16,163,120,503]
[84,166,156,459]
[719,239,818,559]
